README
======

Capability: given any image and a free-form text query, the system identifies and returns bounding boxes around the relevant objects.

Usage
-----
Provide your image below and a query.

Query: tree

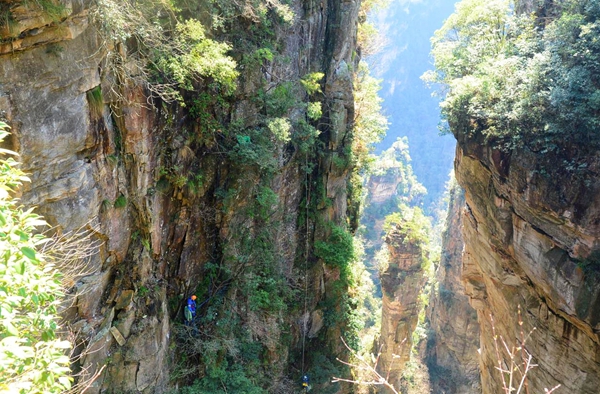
[0,122,72,393]
[425,0,600,150]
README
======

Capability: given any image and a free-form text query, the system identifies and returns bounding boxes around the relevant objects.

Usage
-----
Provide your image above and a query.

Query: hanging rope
[301,26,313,378]
[301,151,311,376]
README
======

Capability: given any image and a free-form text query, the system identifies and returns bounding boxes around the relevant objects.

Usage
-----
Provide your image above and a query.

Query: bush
[0,122,72,393]
[177,363,264,394]
[314,225,355,274]
[157,19,239,95]
[426,0,600,150]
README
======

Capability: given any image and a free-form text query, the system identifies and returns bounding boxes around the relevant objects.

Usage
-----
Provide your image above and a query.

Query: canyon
[2,0,600,393]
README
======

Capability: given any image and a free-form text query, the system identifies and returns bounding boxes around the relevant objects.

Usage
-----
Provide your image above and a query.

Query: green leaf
[58,376,72,389]
[0,211,5,226]
[16,260,25,275]
[15,230,29,241]
[20,247,36,261]
[5,321,18,336]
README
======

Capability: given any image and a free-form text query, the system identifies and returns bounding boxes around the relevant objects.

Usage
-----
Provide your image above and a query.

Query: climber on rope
[184,295,197,326]
[301,374,311,392]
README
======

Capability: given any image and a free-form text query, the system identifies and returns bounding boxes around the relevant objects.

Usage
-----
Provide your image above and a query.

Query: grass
[114,195,127,208]
[86,86,104,120]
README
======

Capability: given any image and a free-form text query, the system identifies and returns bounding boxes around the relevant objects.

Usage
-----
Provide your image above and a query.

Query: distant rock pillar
[377,224,427,387]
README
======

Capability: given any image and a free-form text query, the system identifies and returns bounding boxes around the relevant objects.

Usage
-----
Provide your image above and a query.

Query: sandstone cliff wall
[455,135,600,393]
[0,0,360,392]
[425,185,480,393]
[377,225,426,388]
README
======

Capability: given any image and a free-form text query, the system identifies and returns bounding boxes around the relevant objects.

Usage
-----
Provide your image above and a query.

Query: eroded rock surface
[378,226,427,387]
[425,185,480,393]
[455,134,600,393]
[0,0,361,392]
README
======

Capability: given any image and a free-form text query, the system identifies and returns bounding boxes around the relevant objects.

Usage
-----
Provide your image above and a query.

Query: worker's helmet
[191,295,197,300]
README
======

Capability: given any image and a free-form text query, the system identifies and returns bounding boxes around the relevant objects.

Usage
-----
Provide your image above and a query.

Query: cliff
[0,0,362,392]
[455,135,600,393]
[424,0,600,391]
[377,212,428,388]
[361,138,426,263]
[425,184,480,393]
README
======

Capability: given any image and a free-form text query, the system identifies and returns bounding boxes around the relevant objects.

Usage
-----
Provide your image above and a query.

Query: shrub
[426,0,600,150]
[113,195,127,208]
[0,122,72,393]
[314,225,355,271]
[157,20,239,95]
[300,72,324,95]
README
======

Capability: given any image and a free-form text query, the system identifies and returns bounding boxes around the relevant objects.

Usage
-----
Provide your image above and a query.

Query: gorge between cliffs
[1,0,600,393]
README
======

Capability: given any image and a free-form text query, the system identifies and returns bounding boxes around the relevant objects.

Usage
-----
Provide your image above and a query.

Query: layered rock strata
[377,225,427,388]
[455,135,600,393]
[0,0,361,392]
[425,185,481,393]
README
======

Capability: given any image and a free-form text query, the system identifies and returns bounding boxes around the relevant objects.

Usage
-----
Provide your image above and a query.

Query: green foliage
[138,286,149,297]
[113,195,127,208]
[0,4,15,31]
[253,186,278,221]
[1,1,66,35]
[177,363,264,394]
[384,205,431,248]
[357,21,378,53]
[0,123,72,393]
[300,72,324,95]
[307,101,323,121]
[188,92,225,134]
[383,205,434,276]
[92,1,240,104]
[26,0,67,22]
[266,117,291,143]
[370,138,427,203]
[187,173,204,195]
[230,130,277,174]
[293,119,321,154]
[260,82,297,117]
[352,61,388,171]
[315,225,355,271]
[427,0,600,150]
[157,20,239,95]
[242,47,275,68]
[360,138,427,266]
[307,352,347,394]
[176,0,294,31]
[86,86,104,120]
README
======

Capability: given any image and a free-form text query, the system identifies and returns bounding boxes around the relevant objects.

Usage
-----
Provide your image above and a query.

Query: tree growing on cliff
[0,122,72,393]
[425,0,600,151]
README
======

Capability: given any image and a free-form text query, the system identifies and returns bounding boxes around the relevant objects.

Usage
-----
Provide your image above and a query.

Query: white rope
[301,151,310,376]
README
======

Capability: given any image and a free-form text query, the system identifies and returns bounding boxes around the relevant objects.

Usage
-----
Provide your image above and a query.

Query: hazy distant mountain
[368,0,457,210]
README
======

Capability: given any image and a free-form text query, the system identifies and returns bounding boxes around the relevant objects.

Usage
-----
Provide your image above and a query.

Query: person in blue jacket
[184,295,197,325]
[302,375,310,392]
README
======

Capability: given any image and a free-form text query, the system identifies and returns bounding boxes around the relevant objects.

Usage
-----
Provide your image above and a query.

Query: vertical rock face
[455,135,600,393]
[0,0,361,392]
[425,185,481,393]
[378,226,426,387]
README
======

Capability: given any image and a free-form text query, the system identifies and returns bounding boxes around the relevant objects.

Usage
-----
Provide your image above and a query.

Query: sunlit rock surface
[0,0,361,392]
[425,185,480,393]
[455,134,600,393]
[377,225,427,388]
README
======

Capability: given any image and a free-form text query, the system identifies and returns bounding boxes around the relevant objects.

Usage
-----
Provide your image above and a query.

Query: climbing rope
[301,151,311,376]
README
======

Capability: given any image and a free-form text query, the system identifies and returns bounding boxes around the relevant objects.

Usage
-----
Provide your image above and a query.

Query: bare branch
[331,337,401,394]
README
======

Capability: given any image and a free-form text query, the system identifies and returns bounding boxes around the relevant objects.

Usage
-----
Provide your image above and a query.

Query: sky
[367,0,458,209]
